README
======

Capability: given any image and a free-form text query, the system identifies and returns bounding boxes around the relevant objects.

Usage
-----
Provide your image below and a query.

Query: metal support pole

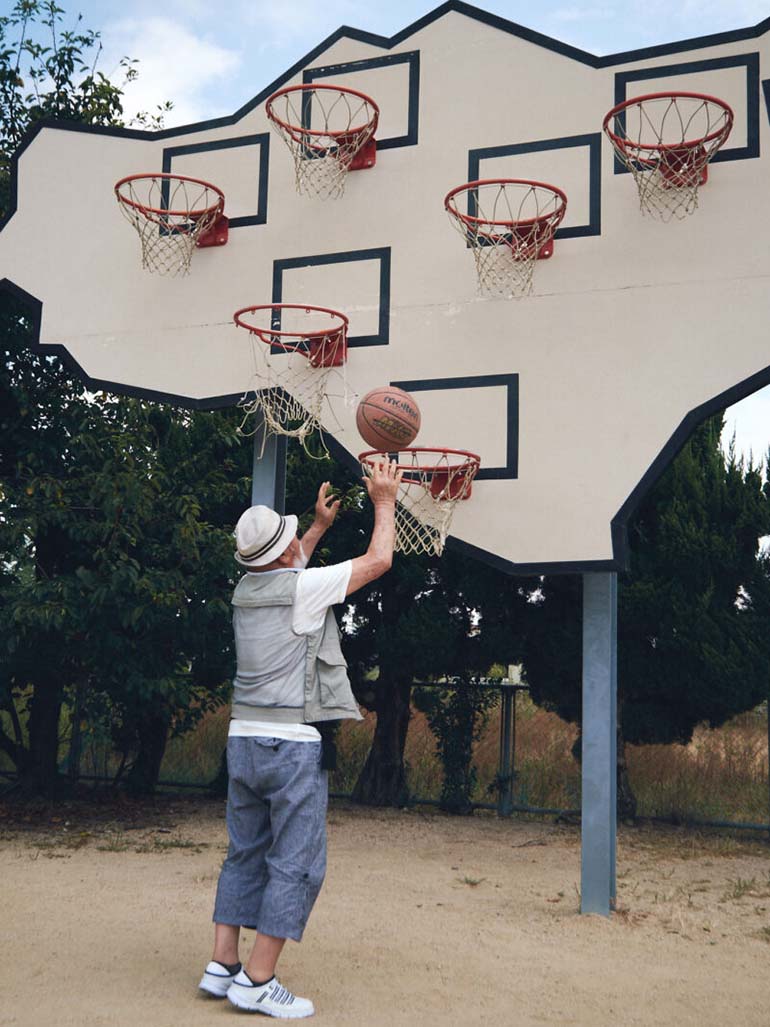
[250,412,287,511]
[580,572,617,916]
[497,685,516,816]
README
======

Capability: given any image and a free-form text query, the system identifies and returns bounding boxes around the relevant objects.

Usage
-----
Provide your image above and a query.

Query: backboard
[2,2,770,574]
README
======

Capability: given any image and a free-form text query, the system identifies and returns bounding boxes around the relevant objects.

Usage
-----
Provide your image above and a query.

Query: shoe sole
[227,988,314,1018]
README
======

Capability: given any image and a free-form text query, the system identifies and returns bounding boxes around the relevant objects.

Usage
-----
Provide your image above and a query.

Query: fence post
[497,684,516,816]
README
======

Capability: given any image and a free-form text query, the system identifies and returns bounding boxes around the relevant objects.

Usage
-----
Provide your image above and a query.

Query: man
[199,457,401,1019]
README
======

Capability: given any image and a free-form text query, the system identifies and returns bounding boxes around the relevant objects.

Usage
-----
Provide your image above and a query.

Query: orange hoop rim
[233,303,349,355]
[444,179,568,233]
[602,91,735,155]
[359,447,481,476]
[114,172,225,219]
[265,83,380,141]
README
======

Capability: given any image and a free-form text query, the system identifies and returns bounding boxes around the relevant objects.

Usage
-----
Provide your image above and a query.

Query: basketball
[356,386,421,451]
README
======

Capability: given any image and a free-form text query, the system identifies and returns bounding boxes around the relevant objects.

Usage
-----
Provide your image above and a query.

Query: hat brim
[235,514,298,568]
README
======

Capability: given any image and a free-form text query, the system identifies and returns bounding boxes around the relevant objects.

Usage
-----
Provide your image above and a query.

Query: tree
[0,2,248,796]
[522,415,770,817]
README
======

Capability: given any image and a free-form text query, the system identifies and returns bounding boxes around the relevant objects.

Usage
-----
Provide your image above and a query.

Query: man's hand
[363,456,402,505]
[314,481,341,531]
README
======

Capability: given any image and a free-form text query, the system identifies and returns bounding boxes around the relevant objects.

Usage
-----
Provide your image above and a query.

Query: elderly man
[199,457,401,1018]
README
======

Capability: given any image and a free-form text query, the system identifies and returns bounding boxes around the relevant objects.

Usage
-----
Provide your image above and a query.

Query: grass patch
[133,837,208,854]
[628,709,769,824]
[165,691,768,826]
[5,681,766,829]
[96,832,131,852]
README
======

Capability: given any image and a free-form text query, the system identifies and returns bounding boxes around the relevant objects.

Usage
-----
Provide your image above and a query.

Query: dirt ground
[1,796,769,1027]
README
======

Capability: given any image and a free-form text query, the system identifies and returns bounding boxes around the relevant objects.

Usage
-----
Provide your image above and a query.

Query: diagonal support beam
[250,413,287,512]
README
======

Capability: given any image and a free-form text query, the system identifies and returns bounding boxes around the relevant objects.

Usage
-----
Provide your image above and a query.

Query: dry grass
[627,709,769,824]
[156,692,768,826]
[3,687,767,827]
[161,706,230,785]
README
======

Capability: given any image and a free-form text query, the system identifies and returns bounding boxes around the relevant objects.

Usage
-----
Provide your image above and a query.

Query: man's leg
[245,932,286,982]
[212,923,240,965]
[210,925,285,991]
[249,738,328,945]
[227,738,326,1018]
[202,737,273,998]
[212,737,273,931]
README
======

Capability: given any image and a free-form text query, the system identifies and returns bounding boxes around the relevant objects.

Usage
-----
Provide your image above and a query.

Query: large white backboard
[2,3,769,574]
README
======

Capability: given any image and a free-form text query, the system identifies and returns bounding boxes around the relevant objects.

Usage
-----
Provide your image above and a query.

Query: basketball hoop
[360,448,481,556]
[445,179,567,298]
[603,92,734,221]
[266,84,379,200]
[234,304,348,455]
[115,173,228,276]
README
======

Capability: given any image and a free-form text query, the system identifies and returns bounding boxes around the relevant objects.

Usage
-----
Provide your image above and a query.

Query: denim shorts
[212,735,328,941]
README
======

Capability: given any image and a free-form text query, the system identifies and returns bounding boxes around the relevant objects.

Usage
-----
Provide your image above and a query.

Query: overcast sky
[41,0,770,467]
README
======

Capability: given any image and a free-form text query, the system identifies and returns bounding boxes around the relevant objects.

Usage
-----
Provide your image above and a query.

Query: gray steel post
[250,413,287,512]
[580,572,618,916]
[497,686,515,816]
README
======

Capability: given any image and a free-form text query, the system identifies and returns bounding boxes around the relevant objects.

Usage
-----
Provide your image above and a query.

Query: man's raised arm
[347,458,402,596]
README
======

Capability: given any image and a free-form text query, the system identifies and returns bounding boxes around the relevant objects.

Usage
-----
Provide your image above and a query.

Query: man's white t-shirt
[229,561,352,742]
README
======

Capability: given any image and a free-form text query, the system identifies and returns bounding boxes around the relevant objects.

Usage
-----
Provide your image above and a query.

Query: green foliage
[0,2,239,795]
[413,679,499,814]
[523,415,770,757]
[0,1,171,152]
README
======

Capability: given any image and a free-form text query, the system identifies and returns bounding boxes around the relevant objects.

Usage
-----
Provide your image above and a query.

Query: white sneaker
[227,970,315,1018]
[198,960,241,998]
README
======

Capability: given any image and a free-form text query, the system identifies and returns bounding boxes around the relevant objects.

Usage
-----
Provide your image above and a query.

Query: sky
[39,0,770,467]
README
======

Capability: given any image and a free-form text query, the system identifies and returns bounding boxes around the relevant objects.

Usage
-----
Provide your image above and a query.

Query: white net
[603,94,733,222]
[361,449,480,556]
[446,181,567,298]
[267,86,379,200]
[115,175,225,276]
[236,306,348,457]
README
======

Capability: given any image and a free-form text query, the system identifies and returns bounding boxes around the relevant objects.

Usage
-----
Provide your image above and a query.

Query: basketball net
[360,449,480,556]
[604,94,733,221]
[115,175,225,276]
[235,306,348,457]
[445,181,567,299]
[266,86,378,200]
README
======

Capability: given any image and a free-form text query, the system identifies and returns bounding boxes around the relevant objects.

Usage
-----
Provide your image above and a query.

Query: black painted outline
[468,134,602,239]
[161,134,270,228]
[611,53,761,175]
[391,374,518,480]
[302,51,420,150]
[761,78,770,125]
[271,248,391,347]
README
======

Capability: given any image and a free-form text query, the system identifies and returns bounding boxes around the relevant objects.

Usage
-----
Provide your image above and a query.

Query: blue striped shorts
[213,735,328,941]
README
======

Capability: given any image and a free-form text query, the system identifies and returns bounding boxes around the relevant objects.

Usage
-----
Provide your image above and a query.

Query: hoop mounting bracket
[196,213,229,248]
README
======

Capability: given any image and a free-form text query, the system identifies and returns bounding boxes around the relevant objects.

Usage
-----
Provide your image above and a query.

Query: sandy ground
[1,796,770,1027]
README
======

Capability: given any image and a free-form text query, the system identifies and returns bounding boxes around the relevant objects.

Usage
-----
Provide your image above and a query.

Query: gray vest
[230,570,362,724]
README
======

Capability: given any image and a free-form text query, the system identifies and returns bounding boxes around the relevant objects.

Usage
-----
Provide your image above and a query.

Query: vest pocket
[317,657,354,707]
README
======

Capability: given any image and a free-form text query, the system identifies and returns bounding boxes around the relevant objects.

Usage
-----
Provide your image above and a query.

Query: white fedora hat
[234,506,298,568]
